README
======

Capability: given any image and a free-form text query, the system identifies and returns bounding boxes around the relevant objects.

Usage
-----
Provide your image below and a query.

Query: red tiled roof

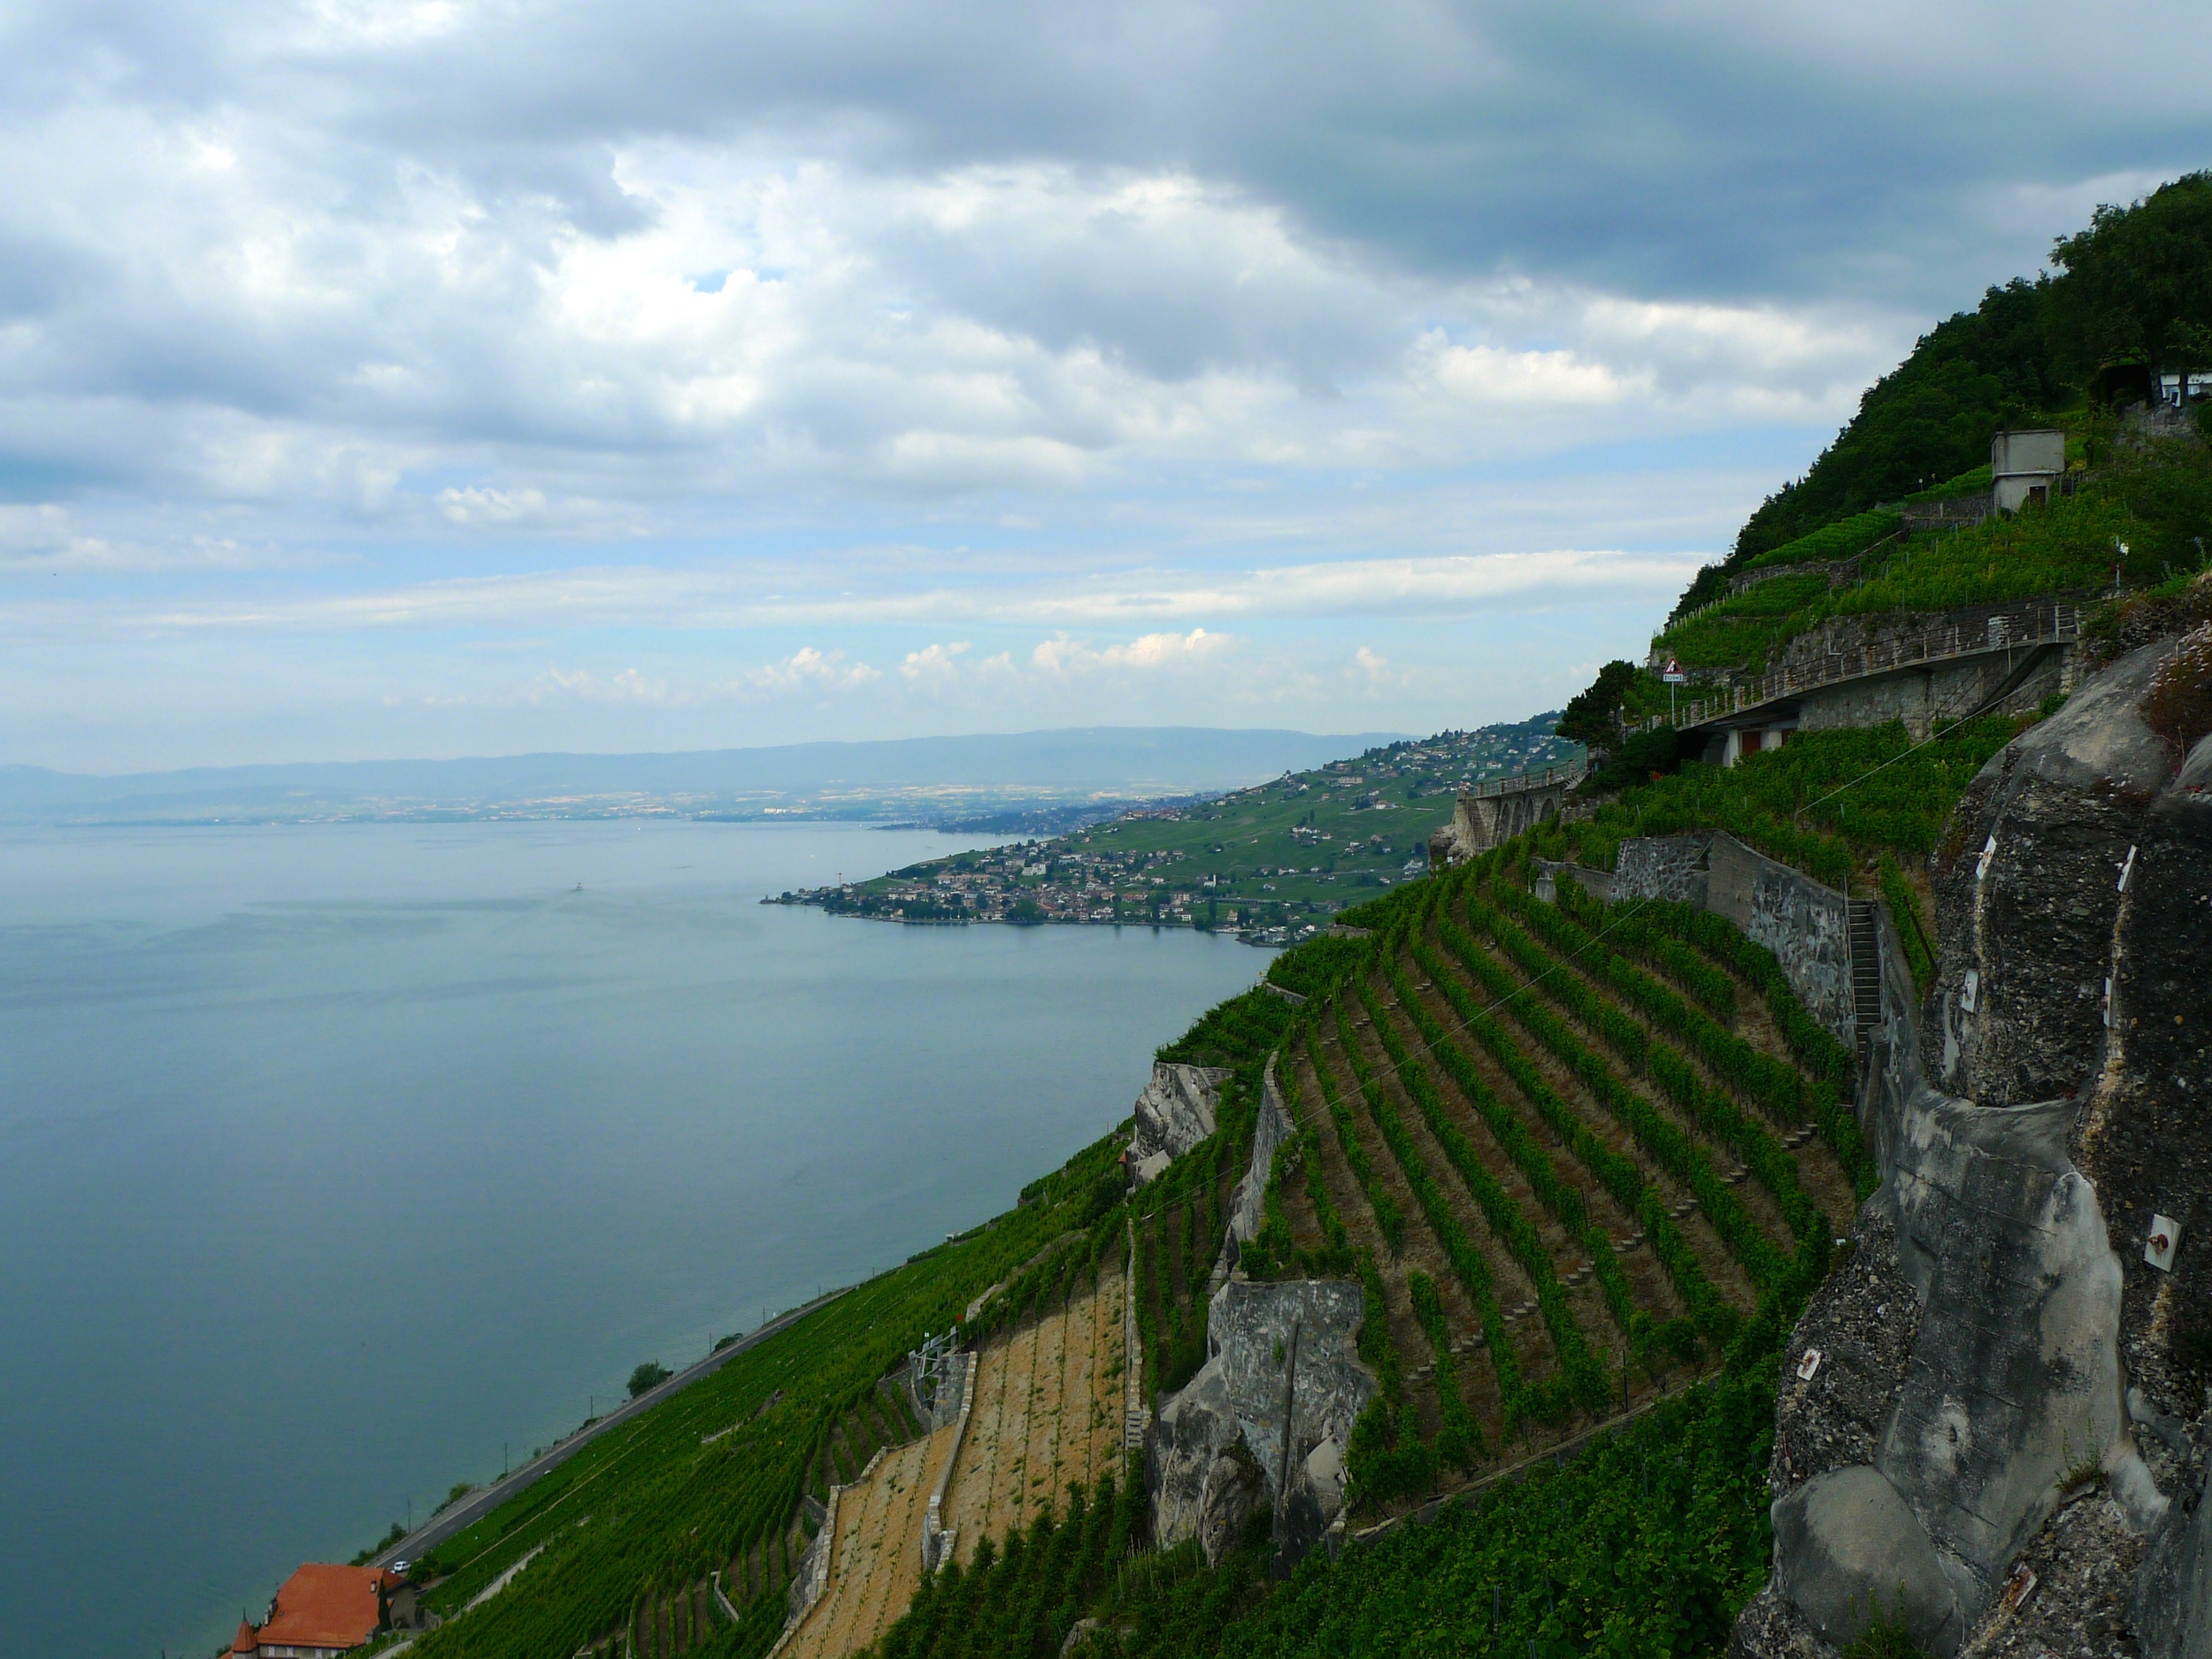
[256,1563,401,1650]
[232,1619,258,1653]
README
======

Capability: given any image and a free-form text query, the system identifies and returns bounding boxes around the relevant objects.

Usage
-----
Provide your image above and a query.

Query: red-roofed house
[228,1563,419,1658]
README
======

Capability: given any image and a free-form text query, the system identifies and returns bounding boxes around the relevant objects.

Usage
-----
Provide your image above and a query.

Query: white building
[2159,371,2212,407]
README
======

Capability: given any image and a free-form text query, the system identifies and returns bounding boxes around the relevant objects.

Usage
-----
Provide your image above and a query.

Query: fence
[1464,758,1588,799]
[1901,494,1993,532]
[1640,598,2080,733]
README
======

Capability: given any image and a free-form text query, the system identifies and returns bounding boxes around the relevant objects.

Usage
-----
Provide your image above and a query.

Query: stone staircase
[1847,899,1882,1040]
[1122,1217,1150,1451]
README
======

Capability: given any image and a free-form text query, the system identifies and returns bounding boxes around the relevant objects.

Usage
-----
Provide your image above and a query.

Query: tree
[2047,172,2212,385]
[1556,661,1640,748]
[1718,277,2059,581]
[628,1362,672,1399]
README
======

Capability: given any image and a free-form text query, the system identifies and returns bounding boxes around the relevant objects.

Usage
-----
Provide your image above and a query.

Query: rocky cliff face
[1141,1055,1373,1567]
[1128,1063,1231,1186]
[1213,1058,1294,1286]
[1735,635,2212,1658]
[1146,1278,1375,1567]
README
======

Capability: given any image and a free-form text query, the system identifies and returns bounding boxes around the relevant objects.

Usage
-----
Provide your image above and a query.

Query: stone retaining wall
[1610,830,1855,1045]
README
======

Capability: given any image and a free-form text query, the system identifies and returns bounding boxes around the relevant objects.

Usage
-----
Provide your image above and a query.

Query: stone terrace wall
[1611,830,1855,1046]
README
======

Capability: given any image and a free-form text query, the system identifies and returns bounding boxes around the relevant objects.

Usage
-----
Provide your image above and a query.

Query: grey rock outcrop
[1195,1439,1269,1565]
[1148,1278,1374,1567]
[1736,634,2212,1659]
[2133,1436,2212,1659]
[1878,1093,2131,1636]
[1750,1081,2135,1655]
[2076,722,2212,1425]
[1770,1210,1920,1499]
[1958,1491,2147,1657]
[1215,1058,1294,1281]
[1924,638,2212,1655]
[1128,1063,1231,1187]
[1728,1586,1834,1659]
[1774,1464,1966,1654]
[1930,637,2181,1108]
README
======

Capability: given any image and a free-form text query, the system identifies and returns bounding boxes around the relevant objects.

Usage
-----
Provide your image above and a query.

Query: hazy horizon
[4,721,1416,782]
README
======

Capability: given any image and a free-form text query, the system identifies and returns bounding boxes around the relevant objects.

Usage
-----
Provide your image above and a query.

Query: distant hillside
[776,714,1575,941]
[0,727,1405,826]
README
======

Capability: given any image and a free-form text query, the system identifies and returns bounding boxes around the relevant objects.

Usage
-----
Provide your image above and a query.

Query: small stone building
[1989,427,2065,511]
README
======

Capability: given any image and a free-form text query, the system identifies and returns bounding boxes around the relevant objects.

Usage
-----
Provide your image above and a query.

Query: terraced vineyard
[754,1260,1133,1659]
[1244,848,1866,1516]
[782,1427,955,1659]
[942,1266,1129,1562]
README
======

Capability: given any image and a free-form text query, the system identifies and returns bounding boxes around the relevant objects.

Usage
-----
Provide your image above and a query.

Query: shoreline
[369,1290,849,1573]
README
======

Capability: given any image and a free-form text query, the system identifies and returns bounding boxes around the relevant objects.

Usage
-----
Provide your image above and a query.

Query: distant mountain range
[0,727,1409,826]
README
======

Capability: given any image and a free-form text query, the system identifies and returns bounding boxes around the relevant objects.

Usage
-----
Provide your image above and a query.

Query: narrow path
[464,1543,546,1612]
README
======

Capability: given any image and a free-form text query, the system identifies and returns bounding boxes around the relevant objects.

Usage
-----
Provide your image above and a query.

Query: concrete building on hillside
[225,1563,420,1659]
[1989,427,2066,511]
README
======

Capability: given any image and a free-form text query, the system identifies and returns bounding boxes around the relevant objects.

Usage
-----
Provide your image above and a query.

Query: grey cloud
[0,0,2201,521]
[244,0,2212,308]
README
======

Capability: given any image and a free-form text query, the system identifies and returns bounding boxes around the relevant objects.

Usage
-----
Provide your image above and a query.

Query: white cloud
[434,487,648,534]
[404,646,887,710]
[1030,626,1233,673]
[2,0,2196,766]
[753,645,882,694]
[438,487,549,526]
[1415,336,1633,410]
[900,640,971,680]
[25,543,1702,642]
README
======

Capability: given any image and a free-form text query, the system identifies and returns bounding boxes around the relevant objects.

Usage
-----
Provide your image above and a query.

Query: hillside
[229,177,2212,1659]
[342,840,1855,1659]
[773,715,1576,942]
[1686,170,2212,595]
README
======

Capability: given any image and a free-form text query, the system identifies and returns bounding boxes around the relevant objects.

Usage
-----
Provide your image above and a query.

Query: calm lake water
[0,820,1268,1659]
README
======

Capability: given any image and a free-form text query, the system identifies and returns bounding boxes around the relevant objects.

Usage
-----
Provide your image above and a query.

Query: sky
[2,1,2207,772]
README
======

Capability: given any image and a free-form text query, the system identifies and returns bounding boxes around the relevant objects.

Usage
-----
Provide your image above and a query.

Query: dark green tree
[1555,660,1640,747]
[2047,171,2212,386]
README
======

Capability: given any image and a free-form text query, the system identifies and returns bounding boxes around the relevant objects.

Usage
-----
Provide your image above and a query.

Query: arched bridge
[1428,759,1587,865]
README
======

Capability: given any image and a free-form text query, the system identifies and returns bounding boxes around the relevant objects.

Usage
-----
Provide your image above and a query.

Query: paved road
[373,1290,848,1570]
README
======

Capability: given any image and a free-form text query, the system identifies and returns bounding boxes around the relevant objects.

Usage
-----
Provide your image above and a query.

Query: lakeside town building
[224,1563,420,1659]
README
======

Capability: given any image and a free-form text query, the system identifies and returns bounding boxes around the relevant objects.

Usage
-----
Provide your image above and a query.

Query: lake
[0,820,1269,1659]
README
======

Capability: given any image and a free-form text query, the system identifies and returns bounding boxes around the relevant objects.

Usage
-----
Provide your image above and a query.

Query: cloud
[2,0,2202,766]
[404,646,886,710]
[756,645,882,693]
[1349,644,1416,696]
[3,0,2110,520]
[58,542,1702,640]
[899,640,971,680]
[1030,626,1232,673]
